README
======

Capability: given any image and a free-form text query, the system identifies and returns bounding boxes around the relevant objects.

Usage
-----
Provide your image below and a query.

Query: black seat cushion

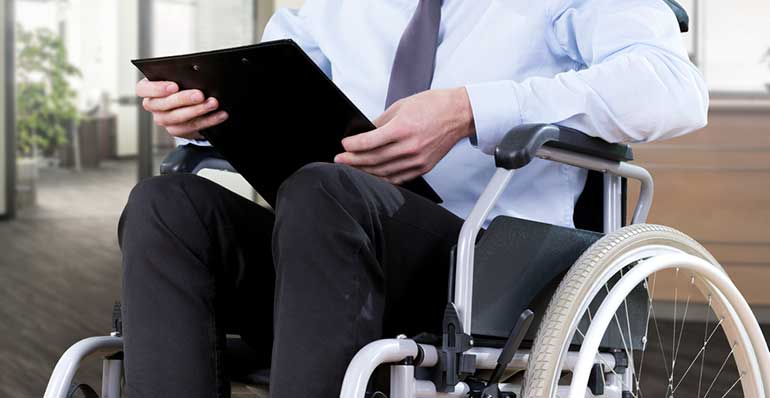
[471,216,602,339]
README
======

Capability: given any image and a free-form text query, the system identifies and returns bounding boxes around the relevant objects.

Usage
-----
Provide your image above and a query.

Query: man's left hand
[334,88,476,185]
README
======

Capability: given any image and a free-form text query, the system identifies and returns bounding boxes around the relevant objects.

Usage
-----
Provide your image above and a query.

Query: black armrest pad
[160,144,236,175]
[494,124,634,170]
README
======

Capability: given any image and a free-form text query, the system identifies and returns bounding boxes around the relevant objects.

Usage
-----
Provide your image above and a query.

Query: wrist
[452,87,476,140]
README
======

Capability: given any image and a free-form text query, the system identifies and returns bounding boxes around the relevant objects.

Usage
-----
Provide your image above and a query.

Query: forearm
[466,46,709,155]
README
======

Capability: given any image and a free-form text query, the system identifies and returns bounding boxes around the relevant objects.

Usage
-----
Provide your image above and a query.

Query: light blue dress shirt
[191,0,709,228]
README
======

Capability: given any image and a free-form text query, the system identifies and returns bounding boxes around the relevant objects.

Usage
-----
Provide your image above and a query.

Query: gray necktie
[385,0,442,108]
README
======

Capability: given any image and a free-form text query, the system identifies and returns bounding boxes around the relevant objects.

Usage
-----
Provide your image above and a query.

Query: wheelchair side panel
[469,216,647,350]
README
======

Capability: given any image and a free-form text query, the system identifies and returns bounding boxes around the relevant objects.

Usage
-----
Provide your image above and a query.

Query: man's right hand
[136,78,229,140]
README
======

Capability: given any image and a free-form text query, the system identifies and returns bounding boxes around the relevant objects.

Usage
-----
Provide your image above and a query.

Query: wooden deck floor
[0,160,130,397]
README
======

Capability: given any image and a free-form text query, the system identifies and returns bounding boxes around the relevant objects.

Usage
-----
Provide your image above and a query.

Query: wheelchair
[44,3,770,396]
[44,121,770,398]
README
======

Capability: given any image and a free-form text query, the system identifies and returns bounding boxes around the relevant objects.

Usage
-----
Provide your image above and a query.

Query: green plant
[15,25,81,157]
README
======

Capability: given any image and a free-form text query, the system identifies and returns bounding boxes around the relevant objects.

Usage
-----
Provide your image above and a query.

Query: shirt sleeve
[261,1,331,78]
[465,0,709,155]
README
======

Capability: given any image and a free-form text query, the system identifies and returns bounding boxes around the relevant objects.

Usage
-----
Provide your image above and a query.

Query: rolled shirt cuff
[175,137,212,147]
[464,81,523,155]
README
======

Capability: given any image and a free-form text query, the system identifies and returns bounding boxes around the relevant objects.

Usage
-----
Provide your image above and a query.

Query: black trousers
[118,162,465,398]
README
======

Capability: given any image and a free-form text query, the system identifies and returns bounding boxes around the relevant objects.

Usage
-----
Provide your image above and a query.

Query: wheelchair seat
[164,137,645,381]
[222,213,595,386]
[223,215,647,388]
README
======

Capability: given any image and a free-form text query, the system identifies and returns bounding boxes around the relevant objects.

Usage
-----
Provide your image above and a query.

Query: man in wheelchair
[120,1,712,397]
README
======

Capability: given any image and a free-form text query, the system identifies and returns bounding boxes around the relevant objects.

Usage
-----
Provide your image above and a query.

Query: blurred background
[0,0,767,396]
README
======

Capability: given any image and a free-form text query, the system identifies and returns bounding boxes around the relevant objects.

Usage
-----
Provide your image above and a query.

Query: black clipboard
[132,39,442,206]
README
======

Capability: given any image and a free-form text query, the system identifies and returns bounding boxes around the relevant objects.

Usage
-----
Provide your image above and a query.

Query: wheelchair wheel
[523,224,769,397]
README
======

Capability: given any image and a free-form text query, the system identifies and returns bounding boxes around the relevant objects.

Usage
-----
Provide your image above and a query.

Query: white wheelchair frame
[44,126,770,398]
[338,145,654,398]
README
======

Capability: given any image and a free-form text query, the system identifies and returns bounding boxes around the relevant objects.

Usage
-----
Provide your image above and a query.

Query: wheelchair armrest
[494,124,634,170]
[159,144,237,175]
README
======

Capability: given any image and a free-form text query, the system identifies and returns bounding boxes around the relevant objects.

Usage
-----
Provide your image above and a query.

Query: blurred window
[702,0,770,93]
[153,0,256,56]
[684,0,770,94]
[150,0,257,170]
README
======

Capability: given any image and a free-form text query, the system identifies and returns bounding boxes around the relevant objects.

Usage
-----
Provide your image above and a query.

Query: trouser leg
[270,163,464,398]
[118,174,275,398]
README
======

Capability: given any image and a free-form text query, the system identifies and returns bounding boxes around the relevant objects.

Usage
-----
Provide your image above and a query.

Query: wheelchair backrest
[573,171,628,233]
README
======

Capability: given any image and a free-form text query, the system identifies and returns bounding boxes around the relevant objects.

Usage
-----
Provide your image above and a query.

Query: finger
[166,111,229,138]
[341,123,400,152]
[384,167,425,186]
[357,156,421,178]
[334,141,408,167]
[136,78,179,98]
[144,90,207,112]
[154,98,220,126]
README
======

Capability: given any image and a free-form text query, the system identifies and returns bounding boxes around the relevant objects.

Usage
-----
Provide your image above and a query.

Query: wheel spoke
[649,295,671,378]
[668,268,680,396]
[719,372,744,398]
[636,276,656,384]
[672,316,726,393]
[600,360,607,394]
[618,268,643,396]
[622,282,640,395]
[703,342,737,398]
[604,284,633,357]
[698,295,713,398]
[633,271,732,398]
[604,283,635,392]
[527,229,754,398]
[636,338,647,392]
[672,275,695,382]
